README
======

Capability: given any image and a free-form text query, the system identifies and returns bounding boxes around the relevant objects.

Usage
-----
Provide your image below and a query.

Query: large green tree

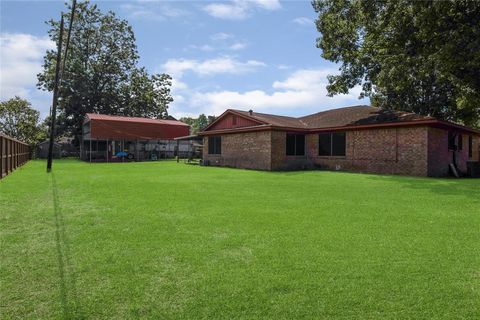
[119,68,173,119]
[0,97,47,145]
[312,0,480,126]
[179,114,216,134]
[37,1,173,138]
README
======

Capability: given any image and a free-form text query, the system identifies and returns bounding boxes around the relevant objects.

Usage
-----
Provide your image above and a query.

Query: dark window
[208,136,221,154]
[286,134,295,155]
[448,131,456,150]
[469,135,473,158]
[319,133,332,156]
[319,132,346,156]
[286,134,305,156]
[332,132,346,156]
[458,134,463,151]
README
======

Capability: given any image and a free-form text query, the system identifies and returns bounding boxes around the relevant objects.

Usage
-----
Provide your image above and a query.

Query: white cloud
[292,17,314,26]
[272,69,331,90]
[276,64,291,70]
[0,33,55,116]
[167,67,366,118]
[120,3,190,21]
[229,42,247,50]
[210,32,234,41]
[186,44,215,52]
[162,57,266,78]
[204,0,281,20]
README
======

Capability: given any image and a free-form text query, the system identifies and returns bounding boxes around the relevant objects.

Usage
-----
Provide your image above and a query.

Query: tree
[119,68,173,119]
[312,0,480,127]
[37,1,173,139]
[179,114,215,134]
[0,97,47,145]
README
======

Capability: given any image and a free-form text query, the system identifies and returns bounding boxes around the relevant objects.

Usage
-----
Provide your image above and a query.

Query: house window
[448,131,456,150]
[208,136,221,154]
[286,134,305,156]
[458,133,463,151]
[319,132,346,156]
[468,135,473,158]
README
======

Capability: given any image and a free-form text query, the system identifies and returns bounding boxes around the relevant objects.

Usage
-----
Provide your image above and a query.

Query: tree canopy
[179,114,217,134]
[0,97,47,145]
[37,0,173,139]
[312,0,480,127]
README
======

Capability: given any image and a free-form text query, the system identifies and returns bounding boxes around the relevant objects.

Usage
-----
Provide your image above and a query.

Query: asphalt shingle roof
[231,105,434,129]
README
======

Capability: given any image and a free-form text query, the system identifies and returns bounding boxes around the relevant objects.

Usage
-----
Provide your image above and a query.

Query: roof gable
[203,110,266,131]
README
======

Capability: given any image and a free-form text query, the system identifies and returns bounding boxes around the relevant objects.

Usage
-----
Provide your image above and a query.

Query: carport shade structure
[81,113,190,162]
[85,113,190,140]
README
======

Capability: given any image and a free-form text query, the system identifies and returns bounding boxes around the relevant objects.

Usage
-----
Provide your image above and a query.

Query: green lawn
[1,160,479,319]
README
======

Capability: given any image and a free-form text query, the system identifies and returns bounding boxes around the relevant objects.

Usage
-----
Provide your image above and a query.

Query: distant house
[199,106,480,177]
[36,141,62,159]
[81,113,191,162]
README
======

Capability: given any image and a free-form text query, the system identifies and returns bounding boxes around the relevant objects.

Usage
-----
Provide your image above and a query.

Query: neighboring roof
[85,113,189,127]
[200,105,480,135]
[84,113,190,140]
[38,140,61,146]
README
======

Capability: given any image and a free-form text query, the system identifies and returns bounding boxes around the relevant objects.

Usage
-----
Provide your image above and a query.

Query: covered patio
[80,113,193,162]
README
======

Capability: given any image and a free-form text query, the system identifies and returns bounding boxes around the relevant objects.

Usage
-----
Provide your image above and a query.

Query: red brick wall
[203,131,272,170]
[304,127,429,176]
[428,127,480,176]
[202,126,479,177]
[271,131,315,170]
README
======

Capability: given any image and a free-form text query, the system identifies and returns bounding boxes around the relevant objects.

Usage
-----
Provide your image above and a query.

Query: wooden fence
[0,133,30,180]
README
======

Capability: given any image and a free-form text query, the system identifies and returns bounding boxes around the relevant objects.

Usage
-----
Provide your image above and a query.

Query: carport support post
[106,139,109,163]
[89,139,92,162]
[176,140,179,163]
[136,139,139,162]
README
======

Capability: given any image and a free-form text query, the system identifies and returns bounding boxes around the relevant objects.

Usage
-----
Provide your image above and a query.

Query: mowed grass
[1,160,479,319]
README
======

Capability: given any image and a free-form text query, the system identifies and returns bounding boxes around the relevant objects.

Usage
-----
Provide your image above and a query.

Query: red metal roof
[86,113,189,126]
[85,113,190,140]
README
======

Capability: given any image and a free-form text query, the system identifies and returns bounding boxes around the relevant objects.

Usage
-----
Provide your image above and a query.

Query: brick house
[199,106,480,177]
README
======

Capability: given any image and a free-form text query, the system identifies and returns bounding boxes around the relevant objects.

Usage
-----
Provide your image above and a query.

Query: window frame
[318,132,346,157]
[208,136,222,155]
[285,133,305,156]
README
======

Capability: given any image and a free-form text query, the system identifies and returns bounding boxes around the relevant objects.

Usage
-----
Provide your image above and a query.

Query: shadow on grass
[51,173,84,319]
[262,168,480,201]
[364,174,480,202]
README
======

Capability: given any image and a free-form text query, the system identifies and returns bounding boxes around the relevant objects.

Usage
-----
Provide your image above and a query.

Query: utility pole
[47,0,76,172]
[46,16,64,172]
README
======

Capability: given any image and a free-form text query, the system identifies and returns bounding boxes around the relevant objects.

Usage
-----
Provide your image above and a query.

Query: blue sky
[0,0,367,119]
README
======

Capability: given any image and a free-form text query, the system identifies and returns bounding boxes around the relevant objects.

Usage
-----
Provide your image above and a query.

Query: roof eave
[199,119,480,135]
